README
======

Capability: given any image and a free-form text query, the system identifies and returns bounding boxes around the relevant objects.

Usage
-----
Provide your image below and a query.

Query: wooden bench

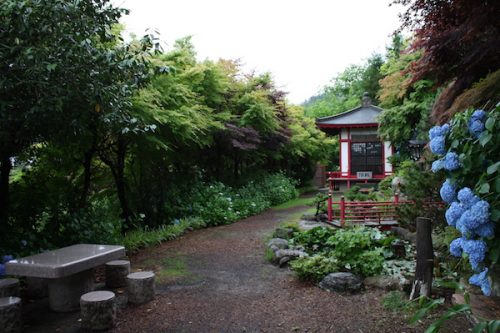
[5,244,125,312]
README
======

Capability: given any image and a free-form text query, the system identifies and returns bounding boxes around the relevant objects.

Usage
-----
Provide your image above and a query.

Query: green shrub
[289,226,394,278]
[290,254,339,282]
[289,226,336,252]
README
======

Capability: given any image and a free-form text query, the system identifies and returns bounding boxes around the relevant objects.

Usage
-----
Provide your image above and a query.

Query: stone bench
[5,244,125,312]
[126,271,155,304]
[80,290,116,331]
[105,260,130,288]
[0,297,22,333]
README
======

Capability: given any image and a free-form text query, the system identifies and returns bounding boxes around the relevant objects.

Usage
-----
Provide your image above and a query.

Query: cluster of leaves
[393,160,445,227]
[190,173,298,226]
[289,226,396,280]
[344,185,379,202]
[303,54,384,118]
[393,0,500,121]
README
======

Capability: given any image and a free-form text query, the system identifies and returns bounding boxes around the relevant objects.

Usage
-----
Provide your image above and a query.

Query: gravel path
[116,204,468,333]
[24,202,470,332]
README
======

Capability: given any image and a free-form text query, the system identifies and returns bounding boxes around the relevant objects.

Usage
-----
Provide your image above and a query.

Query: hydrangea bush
[430,105,499,296]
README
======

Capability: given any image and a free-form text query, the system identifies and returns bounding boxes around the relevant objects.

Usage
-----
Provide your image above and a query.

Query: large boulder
[319,272,363,293]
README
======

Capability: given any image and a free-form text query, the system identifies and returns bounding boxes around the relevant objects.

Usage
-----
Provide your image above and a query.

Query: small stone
[391,240,406,258]
[364,275,400,290]
[279,257,291,267]
[319,272,363,293]
[317,213,328,222]
[0,279,20,298]
[0,297,22,333]
[273,249,308,265]
[301,213,317,221]
[272,228,294,240]
[267,238,289,250]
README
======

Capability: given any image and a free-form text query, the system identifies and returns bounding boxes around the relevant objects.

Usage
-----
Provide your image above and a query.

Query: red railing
[326,176,445,228]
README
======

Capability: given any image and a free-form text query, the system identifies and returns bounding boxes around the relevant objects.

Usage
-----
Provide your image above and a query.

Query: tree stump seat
[105,260,130,288]
[126,271,155,304]
[0,279,20,298]
[0,296,22,333]
[80,290,116,331]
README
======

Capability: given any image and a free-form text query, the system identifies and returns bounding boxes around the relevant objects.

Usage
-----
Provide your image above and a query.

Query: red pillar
[340,196,346,227]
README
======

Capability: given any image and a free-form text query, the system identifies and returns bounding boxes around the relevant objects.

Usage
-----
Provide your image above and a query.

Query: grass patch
[382,291,416,312]
[264,247,275,262]
[272,196,314,210]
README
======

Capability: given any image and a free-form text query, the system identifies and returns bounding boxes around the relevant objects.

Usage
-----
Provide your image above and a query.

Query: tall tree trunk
[100,136,132,229]
[0,155,12,240]
[79,148,94,209]
[114,136,132,226]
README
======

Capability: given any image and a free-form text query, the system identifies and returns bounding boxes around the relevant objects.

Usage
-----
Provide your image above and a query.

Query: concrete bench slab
[5,244,125,279]
[5,244,125,312]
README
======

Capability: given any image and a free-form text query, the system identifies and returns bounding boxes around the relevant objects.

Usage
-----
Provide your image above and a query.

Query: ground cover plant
[288,226,407,281]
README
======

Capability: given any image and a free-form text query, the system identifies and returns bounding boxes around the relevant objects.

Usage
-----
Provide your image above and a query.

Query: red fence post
[394,192,399,204]
[327,173,333,221]
[340,196,346,227]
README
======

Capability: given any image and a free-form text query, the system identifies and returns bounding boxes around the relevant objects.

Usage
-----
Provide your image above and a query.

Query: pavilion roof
[315,104,383,128]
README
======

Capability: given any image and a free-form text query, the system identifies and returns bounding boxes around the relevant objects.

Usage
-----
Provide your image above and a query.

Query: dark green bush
[289,226,396,280]
[290,254,339,282]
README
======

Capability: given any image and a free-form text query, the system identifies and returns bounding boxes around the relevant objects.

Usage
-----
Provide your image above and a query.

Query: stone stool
[0,279,20,298]
[80,291,116,331]
[105,260,130,288]
[0,297,22,333]
[126,271,155,304]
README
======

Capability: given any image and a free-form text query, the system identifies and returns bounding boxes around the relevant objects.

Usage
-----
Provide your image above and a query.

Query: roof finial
[362,92,371,107]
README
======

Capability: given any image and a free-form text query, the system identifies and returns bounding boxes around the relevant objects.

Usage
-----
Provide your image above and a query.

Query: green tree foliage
[377,36,438,150]
[303,54,384,118]
[0,0,154,241]
[0,3,330,252]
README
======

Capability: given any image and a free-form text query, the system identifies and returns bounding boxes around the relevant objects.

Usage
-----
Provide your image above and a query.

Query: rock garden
[266,224,415,293]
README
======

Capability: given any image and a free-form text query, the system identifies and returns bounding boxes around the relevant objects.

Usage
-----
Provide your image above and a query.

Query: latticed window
[350,141,383,175]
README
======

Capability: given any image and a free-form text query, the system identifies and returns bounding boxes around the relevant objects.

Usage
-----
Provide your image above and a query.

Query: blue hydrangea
[471,109,487,121]
[469,268,491,296]
[468,119,485,138]
[429,124,450,140]
[0,264,4,276]
[456,212,472,236]
[469,200,490,226]
[429,136,446,155]
[443,152,460,171]
[474,222,495,238]
[445,202,465,227]
[440,179,457,204]
[462,239,487,271]
[431,159,444,173]
[457,207,487,232]
[468,110,487,138]
[457,187,480,209]
[1,255,13,264]
[449,237,464,257]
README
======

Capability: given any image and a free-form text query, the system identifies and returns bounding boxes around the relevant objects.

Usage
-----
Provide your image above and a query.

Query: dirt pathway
[115,204,465,333]
[25,202,468,332]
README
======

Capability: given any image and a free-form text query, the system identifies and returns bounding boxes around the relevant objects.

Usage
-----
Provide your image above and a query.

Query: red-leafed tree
[394,0,500,123]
